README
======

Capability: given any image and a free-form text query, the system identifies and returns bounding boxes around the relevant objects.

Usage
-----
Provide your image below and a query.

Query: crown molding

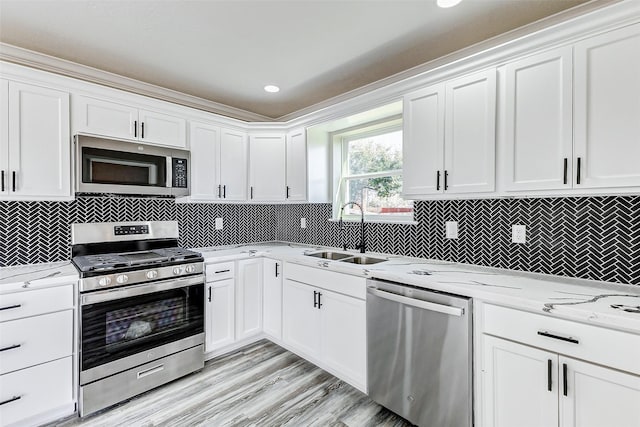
[0,43,271,123]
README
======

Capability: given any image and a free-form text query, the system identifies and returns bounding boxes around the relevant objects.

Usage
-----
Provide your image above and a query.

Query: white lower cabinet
[282,263,367,391]
[205,278,235,352]
[236,259,263,341]
[263,259,283,340]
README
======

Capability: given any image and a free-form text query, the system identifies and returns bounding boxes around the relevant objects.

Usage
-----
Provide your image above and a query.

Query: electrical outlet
[300,218,307,229]
[215,218,224,230]
[446,221,458,239]
[512,224,526,243]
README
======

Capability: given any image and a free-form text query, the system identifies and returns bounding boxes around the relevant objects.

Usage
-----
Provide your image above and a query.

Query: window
[335,121,413,222]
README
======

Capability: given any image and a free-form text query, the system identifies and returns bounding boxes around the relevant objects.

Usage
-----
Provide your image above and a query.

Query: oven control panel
[114,225,149,236]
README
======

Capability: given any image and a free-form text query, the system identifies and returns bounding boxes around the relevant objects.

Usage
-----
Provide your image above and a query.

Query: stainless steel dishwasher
[367,279,472,427]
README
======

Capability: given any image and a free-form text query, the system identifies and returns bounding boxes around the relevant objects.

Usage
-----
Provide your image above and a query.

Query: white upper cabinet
[73,95,187,148]
[188,124,248,201]
[403,68,496,197]
[1,81,71,200]
[285,128,307,201]
[445,69,496,193]
[189,121,219,200]
[219,128,248,201]
[573,23,640,189]
[249,133,286,202]
[403,84,445,196]
[503,47,574,191]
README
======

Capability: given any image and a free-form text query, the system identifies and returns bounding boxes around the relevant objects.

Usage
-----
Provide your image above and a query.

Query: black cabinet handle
[1,170,4,192]
[0,344,21,352]
[223,185,226,198]
[286,186,290,199]
[275,263,280,277]
[0,304,21,311]
[12,171,16,192]
[563,363,568,396]
[250,186,254,199]
[134,120,137,138]
[576,157,581,185]
[444,170,448,191]
[318,292,322,309]
[547,359,552,391]
[214,269,230,274]
[313,291,318,308]
[563,158,568,185]
[0,395,21,406]
[141,122,145,139]
[537,330,579,344]
[208,286,212,302]
[217,185,222,198]
[436,170,441,191]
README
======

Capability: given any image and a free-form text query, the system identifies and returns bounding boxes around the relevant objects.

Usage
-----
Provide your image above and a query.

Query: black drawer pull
[214,269,230,274]
[547,359,552,391]
[0,304,21,311]
[0,344,21,352]
[0,395,21,406]
[537,330,579,344]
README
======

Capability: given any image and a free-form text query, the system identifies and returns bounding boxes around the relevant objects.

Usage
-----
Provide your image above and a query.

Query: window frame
[332,118,414,223]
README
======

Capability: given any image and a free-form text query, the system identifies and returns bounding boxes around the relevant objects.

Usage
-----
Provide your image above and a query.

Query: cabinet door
[560,356,640,427]
[320,289,366,389]
[0,79,8,196]
[7,82,71,199]
[73,95,137,140]
[282,279,321,359]
[483,335,558,427]
[219,128,248,201]
[138,109,187,148]
[189,121,219,199]
[503,47,573,191]
[205,278,235,352]
[236,259,263,341]
[285,129,307,201]
[402,84,445,196]
[445,69,496,193]
[574,24,640,188]
[249,134,286,201]
[263,258,283,340]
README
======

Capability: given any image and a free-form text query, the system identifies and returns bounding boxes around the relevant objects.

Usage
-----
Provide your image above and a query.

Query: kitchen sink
[340,255,387,265]
[305,251,353,260]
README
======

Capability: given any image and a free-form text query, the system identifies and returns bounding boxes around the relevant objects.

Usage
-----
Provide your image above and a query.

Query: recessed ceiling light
[437,0,462,8]
[264,85,280,93]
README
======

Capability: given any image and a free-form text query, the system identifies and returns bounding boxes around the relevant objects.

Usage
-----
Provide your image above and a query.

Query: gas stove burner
[610,304,640,314]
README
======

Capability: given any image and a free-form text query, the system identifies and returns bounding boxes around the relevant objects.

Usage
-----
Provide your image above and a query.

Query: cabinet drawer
[0,356,73,426]
[285,263,366,300]
[483,303,640,375]
[0,285,74,322]
[0,310,73,375]
[206,262,235,282]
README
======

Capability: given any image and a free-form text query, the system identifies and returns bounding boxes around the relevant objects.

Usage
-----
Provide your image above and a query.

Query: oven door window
[81,283,204,371]
[82,147,167,187]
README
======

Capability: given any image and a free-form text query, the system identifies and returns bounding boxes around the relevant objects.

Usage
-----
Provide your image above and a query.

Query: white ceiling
[0,0,601,120]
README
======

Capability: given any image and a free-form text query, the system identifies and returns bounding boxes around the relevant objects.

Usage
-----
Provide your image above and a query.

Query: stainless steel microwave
[75,135,189,197]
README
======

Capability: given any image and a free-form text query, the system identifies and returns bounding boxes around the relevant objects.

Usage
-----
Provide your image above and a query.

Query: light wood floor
[52,340,413,427]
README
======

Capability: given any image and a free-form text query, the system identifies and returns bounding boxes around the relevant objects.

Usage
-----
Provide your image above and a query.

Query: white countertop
[0,261,78,294]
[195,242,640,334]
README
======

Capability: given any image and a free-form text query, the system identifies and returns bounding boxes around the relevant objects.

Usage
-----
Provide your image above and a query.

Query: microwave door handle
[166,157,172,188]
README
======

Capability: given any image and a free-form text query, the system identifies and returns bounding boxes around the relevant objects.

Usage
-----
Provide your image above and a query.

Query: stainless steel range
[71,221,205,417]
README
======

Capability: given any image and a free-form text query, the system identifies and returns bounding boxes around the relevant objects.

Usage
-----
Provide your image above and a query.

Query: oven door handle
[81,275,204,305]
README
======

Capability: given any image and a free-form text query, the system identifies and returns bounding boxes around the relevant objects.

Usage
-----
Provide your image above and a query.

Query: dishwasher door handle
[368,288,464,317]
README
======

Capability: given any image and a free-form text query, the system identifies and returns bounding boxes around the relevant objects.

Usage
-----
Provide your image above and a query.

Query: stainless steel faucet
[338,201,366,253]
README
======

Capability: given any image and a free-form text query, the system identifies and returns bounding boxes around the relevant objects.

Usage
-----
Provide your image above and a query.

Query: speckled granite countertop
[0,261,78,294]
[195,241,640,334]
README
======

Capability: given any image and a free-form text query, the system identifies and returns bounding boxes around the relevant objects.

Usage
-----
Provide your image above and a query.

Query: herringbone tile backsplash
[0,195,638,285]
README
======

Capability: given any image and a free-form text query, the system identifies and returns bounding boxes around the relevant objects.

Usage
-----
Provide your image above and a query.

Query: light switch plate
[446,221,458,239]
[300,218,307,229]
[215,218,224,230]
[512,224,526,243]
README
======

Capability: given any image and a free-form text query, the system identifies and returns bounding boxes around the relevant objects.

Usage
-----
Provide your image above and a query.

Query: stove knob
[146,270,158,279]
[98,277,112,287]
[185,265,196,274]
[173,267,183,275]
[116,274,129,284]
